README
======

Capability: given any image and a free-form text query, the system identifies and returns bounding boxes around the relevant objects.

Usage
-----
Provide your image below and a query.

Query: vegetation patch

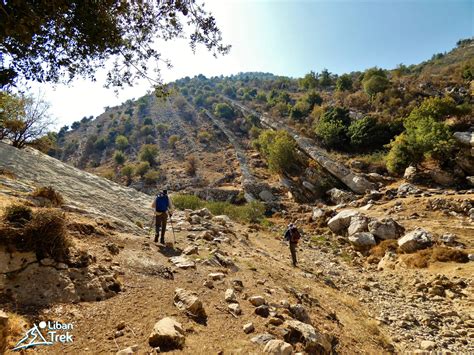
[172,194,265,223]
[403,246,469,268]
[31,186,64,207]
[1,206,71,262]
[2,203,33,226]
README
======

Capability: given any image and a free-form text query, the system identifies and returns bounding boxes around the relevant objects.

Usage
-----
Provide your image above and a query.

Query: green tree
[386,98,456,174]
[138,144,158,166]
[313,107,351,149]
[0,1,230,88]
[0,92,55,148]
[121,164,134,184]
[362,67,390,97]
[363,75,390,97]
[134,161,150,177]
[214,103,234,119]
[255,130,298,173]
[144,169,160,185]
[298,71,318,90]
[115,135,129,151]
[113,150,126,165]
[336,74,353,91]
[168,135,179,149]
[319,69,333,88]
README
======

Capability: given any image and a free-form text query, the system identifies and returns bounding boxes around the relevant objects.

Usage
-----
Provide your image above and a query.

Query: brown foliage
[31,186,64,207]
[185,155,198,176]
[404,246,469,268]
[369,240,398,258]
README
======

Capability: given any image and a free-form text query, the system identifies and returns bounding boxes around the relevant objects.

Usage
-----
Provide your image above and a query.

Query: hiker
[151,189,173,244]
[284,223,301,267]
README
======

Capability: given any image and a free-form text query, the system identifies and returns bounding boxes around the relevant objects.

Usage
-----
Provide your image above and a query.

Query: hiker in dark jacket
[284,223,301,267]
[151,190,173,244]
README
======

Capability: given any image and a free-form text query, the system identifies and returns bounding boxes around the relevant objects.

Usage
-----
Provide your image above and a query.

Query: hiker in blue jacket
[151,190,173,244]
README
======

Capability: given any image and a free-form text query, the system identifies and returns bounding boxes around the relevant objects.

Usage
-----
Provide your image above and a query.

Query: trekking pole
[169,213,176,245]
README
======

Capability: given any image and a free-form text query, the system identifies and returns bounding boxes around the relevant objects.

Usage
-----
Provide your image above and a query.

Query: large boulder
[284,320,332,354]
[347,215,369,236]
[289,304,311,324]
[148,317,185,350]
[398,228,433,253]
[326,188,355,205]
[429,169,456,186]
[327,210,359,234]
[173,288,207,319]
[263,339,293,355]
[368,218,404,240]
[348,232,376,250]
[397,183,420,195]
[453,131,474,147]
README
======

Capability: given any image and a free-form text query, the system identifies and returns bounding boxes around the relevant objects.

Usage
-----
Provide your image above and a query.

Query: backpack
[155,193,169,212]
[289,228,301,243]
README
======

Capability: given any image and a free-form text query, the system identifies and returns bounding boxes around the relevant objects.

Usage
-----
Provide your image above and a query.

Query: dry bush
[31,186,64,207]
[2,204,32,226]
[404,246,469,268]
[0,168,15,179]
[1,312,29,353]
[185,155,198,176]
[431,247,469,263]
[369,240,398,258]
[23,208,71,262]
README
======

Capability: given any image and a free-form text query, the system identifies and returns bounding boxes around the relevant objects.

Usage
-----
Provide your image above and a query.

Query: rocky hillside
[1,134,473,354]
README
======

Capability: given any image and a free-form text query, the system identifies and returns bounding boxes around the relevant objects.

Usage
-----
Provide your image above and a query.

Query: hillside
[1,142,473,354]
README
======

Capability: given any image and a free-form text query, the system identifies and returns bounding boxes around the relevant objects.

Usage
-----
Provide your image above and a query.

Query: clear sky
[27,0,473,128]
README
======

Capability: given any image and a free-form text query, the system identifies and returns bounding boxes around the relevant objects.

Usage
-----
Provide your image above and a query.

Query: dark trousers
[289,242,297,266]
[155,212,168,243]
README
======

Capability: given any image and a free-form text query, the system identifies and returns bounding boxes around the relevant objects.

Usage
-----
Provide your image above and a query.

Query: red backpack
[290,228,301,243]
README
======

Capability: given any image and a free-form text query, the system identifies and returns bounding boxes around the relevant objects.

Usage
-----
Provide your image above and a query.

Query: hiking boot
[154,235,159,243]
[160,237,165,244]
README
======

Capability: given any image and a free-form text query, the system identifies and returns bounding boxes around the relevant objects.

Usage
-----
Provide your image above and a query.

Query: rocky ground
[1,142,473,354]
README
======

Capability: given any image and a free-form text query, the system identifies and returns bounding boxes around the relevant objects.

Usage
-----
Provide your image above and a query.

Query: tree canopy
[0,0,230,88]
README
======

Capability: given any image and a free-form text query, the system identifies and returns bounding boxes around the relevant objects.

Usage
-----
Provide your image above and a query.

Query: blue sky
[31,0,473,127]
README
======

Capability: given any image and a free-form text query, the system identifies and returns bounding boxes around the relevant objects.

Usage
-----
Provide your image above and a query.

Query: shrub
[156,123,170,135]
[121,164,134,183]
[347,116,396,150]
[363,75,389,97]
[255,130,298,173]
[113,150,126,165]
[2,204,33,225]
[0,168,15,179]
[386,108,455,174]
[168,135,179,149]
[144,169,160,184]
[336,74,353,91]
[313,106,351,149]
[139,144,159,165]
[31,186,64,207]
[172,194,204,210]
[171,194,265,223]
[197,130,212,143]
[214,103,235,119]
[185,156,198,176]
[135,161,150,177]
[24,208,71,262]
[115,135,129,151]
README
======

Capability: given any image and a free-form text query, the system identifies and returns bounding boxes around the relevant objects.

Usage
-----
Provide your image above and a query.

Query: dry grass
[31,186,64,207]
[2,204,32,226]
[185,155,198,176]
[0,168,15,179]
[369,240,398,258]
[404,246,469,268]
[1,312,29,353]
[24,208,71,262]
